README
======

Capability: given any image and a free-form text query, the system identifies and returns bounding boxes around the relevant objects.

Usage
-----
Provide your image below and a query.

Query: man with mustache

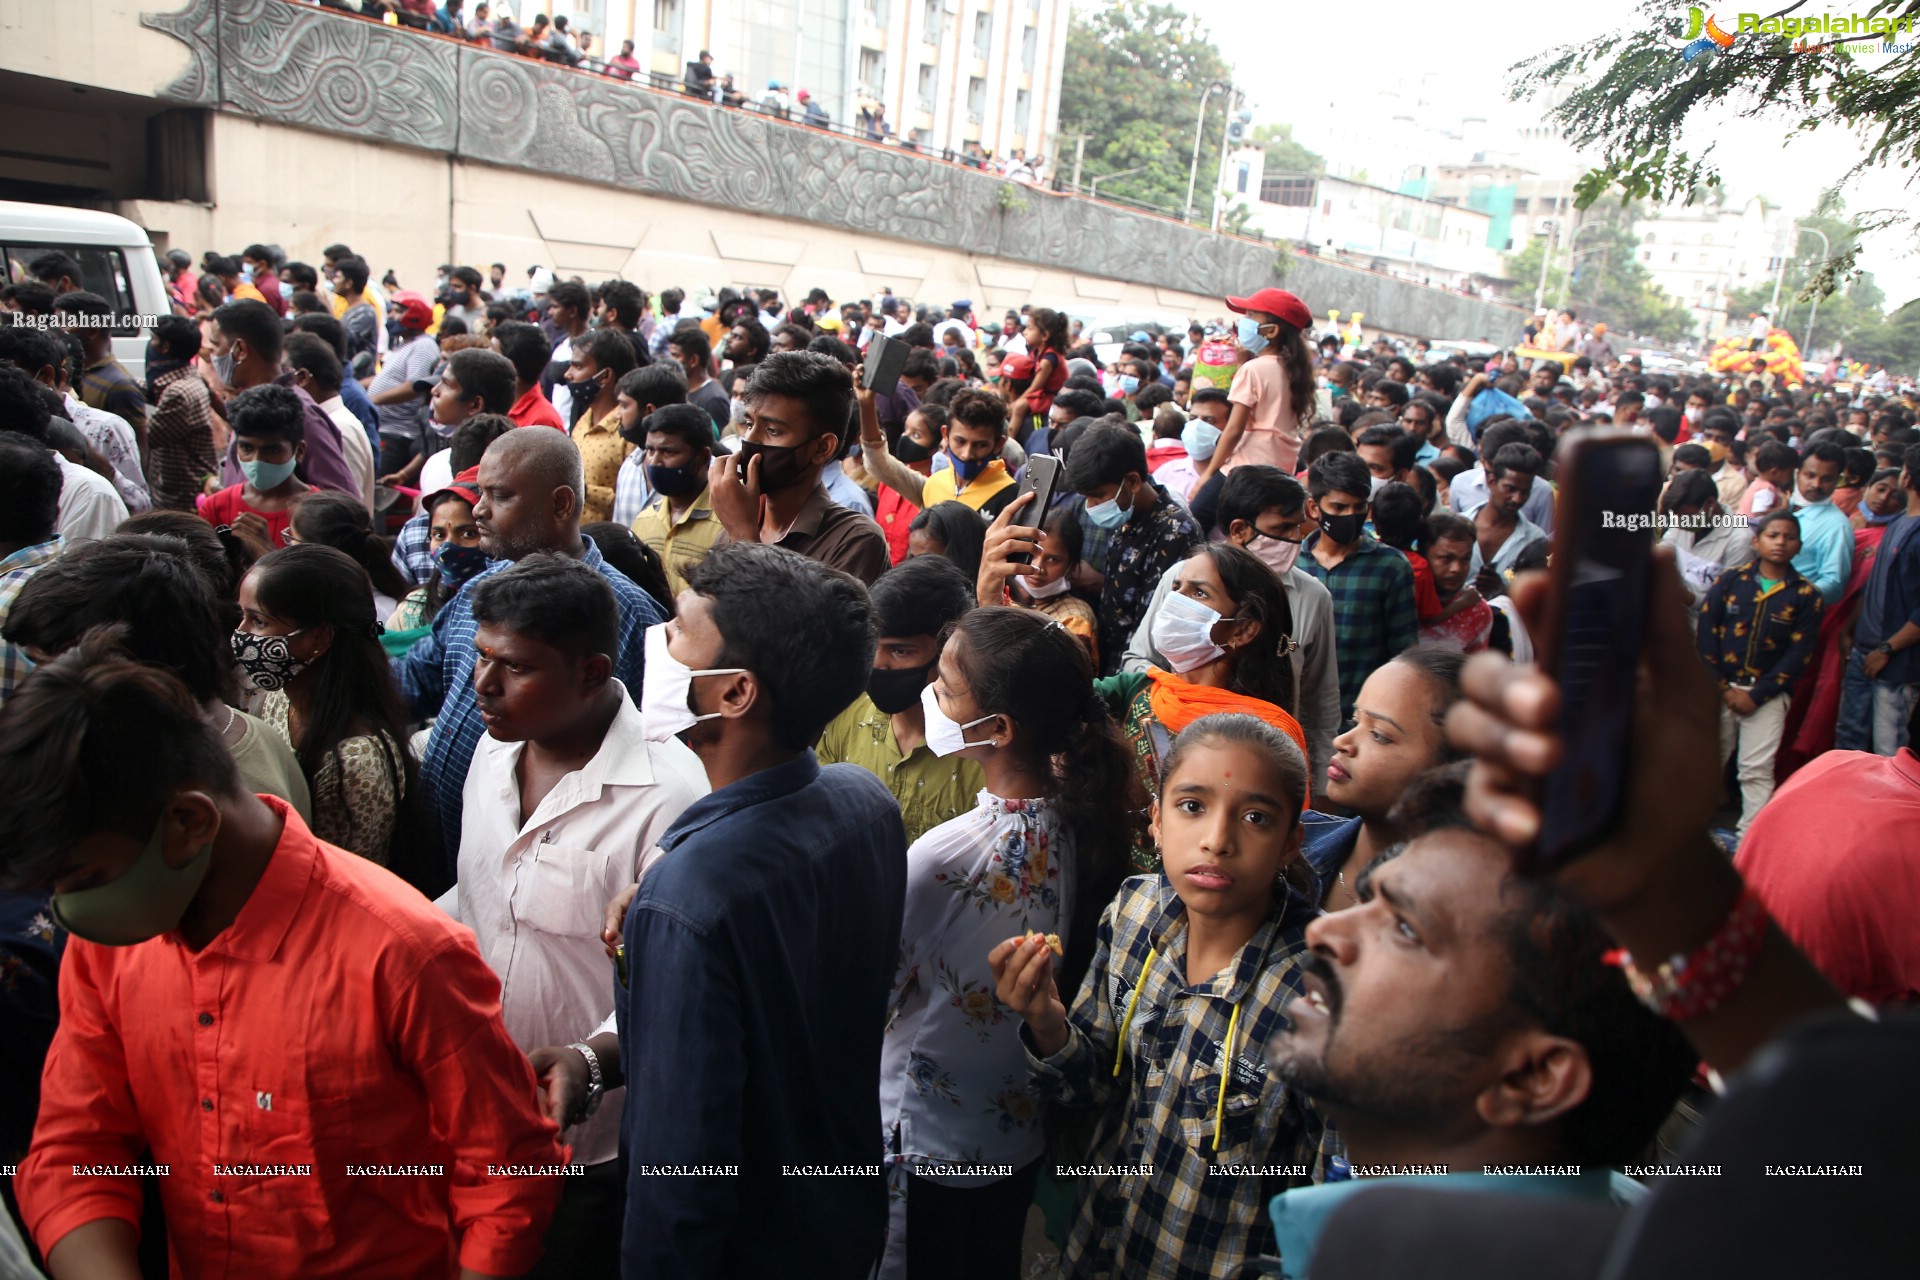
[1263,767,1698,1278]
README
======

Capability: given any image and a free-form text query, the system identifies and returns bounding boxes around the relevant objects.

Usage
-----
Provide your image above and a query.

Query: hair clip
[1275,633,1298,656]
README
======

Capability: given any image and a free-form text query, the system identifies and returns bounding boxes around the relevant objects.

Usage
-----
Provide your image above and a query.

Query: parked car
[0,201,168,381]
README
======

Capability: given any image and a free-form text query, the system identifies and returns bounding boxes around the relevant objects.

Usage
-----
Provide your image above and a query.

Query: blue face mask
[948,449,989,482]
[1181,419,1220,462]
[240,455,298,491]
[1117,374,1140,396]
[1237,316,1270,356]
[434,542,490,583]
[1085,480,1135,530]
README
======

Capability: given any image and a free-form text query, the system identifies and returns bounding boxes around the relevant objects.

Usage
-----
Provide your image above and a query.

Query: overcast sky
[1146,0,1920,309]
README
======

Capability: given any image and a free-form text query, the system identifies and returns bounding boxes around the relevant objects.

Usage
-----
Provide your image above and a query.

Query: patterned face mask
[230,629,313,692]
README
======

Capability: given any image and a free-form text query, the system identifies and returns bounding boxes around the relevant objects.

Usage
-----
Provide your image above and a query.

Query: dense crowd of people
[0,237,1916,1280]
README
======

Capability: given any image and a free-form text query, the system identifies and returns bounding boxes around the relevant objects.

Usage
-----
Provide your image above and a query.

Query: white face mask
[1369,474,1388,496]
[1021,571,1072,599]
[637,623,746,742]
[1150,590,1237,674]
[920,682,999,756]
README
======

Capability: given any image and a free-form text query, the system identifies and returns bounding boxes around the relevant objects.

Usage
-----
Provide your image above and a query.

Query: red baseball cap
[390,290,435,332]
[1225,288,1312,331]
[424,465,482,511]
[1000,353,1036,382]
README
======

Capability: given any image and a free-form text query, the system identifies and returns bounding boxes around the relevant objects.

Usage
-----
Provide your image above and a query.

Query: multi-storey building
[543,0,1068,165]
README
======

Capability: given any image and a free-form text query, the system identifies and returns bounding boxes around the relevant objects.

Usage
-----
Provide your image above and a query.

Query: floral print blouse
[879,791,1072,1192]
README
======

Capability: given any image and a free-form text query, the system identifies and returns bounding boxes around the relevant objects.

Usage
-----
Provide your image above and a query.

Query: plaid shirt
[393,537,664,863]
[1299,535,1418,718]
[1697,562,1824,703]
[80,356,147,436]
[0,539,63,710]
[392,510,435,585]
[1025,874,1339,1280]
[145,364,219,512]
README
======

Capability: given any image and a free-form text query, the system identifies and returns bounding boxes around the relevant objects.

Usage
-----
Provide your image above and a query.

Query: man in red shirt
[1,639,566,1279]
[1735,700,1920,1006]
[491,321,567,430]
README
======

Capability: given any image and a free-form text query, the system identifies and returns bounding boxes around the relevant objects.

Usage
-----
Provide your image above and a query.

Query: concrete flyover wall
[132,0,1525,339]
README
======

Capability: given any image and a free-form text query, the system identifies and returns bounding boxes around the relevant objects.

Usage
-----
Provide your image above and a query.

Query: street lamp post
[1557,219,1601,310]
[1532,219,1559,315]
[1183,81,1228,226]
[1800,225,1830,357]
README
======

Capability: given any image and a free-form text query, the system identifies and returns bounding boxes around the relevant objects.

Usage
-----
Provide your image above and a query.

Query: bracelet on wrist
[1603,885,1769,1022]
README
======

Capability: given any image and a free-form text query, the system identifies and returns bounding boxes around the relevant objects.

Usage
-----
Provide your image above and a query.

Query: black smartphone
[1527,429,1664,871]
[1006,455,1062,565]
[863,332,907,398]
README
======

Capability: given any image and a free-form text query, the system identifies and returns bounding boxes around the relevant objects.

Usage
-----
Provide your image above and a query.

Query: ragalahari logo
[1682,8,1739,60]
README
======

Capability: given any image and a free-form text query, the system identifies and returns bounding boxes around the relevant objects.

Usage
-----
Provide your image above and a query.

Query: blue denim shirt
[392,537,664,866]
[617,751,907,1279]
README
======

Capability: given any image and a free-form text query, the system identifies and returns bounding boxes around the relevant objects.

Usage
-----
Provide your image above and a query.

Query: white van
[0,201,170,381]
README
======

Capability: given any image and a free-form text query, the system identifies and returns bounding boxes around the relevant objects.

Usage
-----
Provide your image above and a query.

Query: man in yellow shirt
[859,386,1019,519]
[630,404,723,596]
[565,328,639,523]
[816,556,985,844]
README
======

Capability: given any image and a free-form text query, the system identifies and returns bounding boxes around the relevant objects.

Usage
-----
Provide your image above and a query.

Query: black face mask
[1318,511,1366,545]
[868,662,933,716]
[735,437,817,492]
[894,436,932,465]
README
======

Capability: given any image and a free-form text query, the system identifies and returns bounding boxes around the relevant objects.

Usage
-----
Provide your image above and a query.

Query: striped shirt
[393,536,664,865]
[1024,874,1339,1280]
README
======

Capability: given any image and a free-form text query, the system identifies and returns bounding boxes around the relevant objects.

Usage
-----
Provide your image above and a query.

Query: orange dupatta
[1145,669,1310,810]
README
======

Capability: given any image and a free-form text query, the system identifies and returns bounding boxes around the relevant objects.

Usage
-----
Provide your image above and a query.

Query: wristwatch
[567,1042,605,1120]
[1874,642,1895,656]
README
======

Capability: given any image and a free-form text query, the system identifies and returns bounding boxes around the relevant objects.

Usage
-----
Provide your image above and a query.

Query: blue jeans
[1837,649,1876,752]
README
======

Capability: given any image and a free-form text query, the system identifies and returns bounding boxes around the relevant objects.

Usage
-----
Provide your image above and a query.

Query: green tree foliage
[1059,0,1234,216]
[1723,201,1887,354]
[1504,204,1698,344]
[1850,299,1920,369]
[1510,0,1918,330]
[1250,122,1324,176]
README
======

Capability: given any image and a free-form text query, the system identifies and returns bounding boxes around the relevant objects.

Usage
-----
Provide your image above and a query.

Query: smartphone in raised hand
[1527,428,1664,871]
[1006,455,1062,566]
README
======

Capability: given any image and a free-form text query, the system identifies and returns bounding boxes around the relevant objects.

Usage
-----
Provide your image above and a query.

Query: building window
[1014,88,1031,132]
[1644,232,1655,244]
[967,76,987,121]
[1022,24,1038,70]
[653,0,677,32]
[1698,253,1709,266]
[923,0,942,43]
[1671,252,1680,263]
[974,11,992,57]
[1260,175,1316,207]
[918,63,938,111]
[859,48,886,93]
[1513,197,1530,213]
[1702,233,1713,245]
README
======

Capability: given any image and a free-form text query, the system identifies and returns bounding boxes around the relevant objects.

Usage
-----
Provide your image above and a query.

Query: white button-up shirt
[440,683,708,1164]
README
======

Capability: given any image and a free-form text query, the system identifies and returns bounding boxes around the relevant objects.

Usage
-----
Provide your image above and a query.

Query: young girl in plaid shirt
[991,713,1339,1280]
